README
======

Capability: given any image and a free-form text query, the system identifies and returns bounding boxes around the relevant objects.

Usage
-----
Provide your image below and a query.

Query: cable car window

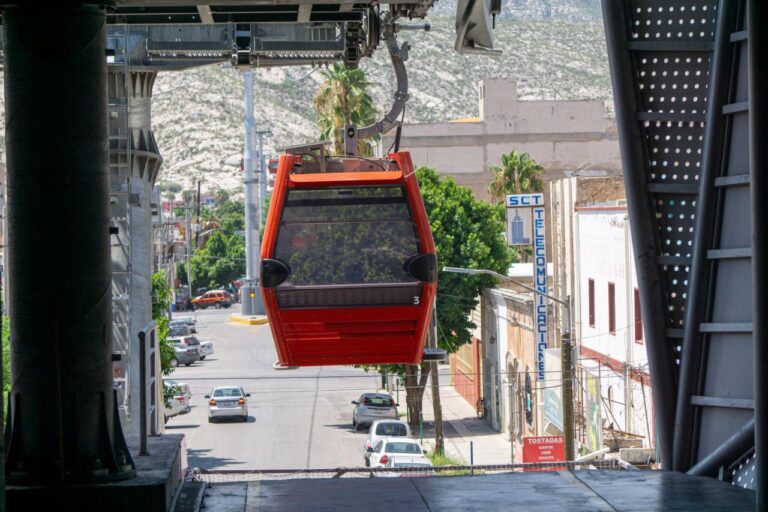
[274,186,420,287]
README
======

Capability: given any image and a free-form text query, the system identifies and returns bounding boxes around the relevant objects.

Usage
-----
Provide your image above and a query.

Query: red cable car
[260,150,437,367]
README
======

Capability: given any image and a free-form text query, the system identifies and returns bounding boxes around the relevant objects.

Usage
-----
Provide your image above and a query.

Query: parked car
[205,386,250,423]
[169,320,191,337]
[164,381,191,422]
[170,335,209,360]
[375,459,434,478]
[199,339,214,358]
[175,315,197,333]
[192,290,231,310]
[170,343,201,367]
[368,438,431,469]
[165,379,192,403]
[352,393,399,430]
[364,420,411,466]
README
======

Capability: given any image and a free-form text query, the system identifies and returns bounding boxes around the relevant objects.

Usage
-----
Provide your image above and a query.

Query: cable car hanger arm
[344,12,428,156]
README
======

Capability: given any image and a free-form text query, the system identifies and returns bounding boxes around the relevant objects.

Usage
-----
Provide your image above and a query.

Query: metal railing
[138,320,159,455]
[193,460,629,483]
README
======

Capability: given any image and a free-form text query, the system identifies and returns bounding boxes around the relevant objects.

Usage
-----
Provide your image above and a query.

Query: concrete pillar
[108,67,162,436]
[4,5,134,483]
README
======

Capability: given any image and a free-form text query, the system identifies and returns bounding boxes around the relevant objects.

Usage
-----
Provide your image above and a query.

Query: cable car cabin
[260,151,436,367]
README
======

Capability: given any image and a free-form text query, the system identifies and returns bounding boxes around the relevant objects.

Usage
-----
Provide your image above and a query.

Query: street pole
[241,71,264,316]
[257,130,268,227]
[561,295,575,461]
[186,203,193,306]
[429,301,444,454]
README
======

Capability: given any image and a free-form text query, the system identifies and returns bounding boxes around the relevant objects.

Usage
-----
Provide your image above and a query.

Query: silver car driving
[205,386,250,423]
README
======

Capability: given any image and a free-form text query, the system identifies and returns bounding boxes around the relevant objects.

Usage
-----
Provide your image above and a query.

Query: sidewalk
[418,376,513,465]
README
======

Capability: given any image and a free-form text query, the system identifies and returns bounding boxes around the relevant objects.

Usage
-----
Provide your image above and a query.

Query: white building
[382,77,621,201]
[573,204,654,449]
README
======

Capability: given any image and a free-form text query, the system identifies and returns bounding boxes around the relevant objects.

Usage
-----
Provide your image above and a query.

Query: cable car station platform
[192,469,756,511]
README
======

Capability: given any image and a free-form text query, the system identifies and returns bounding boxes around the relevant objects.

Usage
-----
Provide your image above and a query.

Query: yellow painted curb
[229,314,269,326]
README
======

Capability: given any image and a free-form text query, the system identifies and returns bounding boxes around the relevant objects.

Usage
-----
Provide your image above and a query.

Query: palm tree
[488,151,546,202]
[314,62,378,156]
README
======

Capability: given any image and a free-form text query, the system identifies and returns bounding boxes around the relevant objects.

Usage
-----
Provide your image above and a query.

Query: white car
[364,420,411,466]
[199,339,214,358]
[375,459,434,478]
[164,381,191,422]
[368,438,431,469]
[351,393,399,430]
[165,379,192,403]
[205,385,250,423]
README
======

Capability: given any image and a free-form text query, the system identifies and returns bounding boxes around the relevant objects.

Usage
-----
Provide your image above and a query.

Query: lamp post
[442,266,576,461]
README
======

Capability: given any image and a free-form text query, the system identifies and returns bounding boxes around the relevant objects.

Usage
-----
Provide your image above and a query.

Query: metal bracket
[344,11,425,156]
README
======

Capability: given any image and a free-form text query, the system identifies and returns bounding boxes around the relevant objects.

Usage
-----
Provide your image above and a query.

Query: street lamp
[442,266,576,461]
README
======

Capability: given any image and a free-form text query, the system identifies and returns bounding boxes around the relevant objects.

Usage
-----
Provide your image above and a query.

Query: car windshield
[375,423,407,436]
[385,442,421,454]
[274,186,420,287]
[363,395,394,407]
[186,337,200,346]
[213,388,242,398]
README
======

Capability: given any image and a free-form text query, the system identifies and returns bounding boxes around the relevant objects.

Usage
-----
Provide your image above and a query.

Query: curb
[228,315,269,326]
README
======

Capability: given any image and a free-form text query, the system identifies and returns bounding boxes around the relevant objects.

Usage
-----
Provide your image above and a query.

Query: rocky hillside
[0,1,610,195]
[153,6,611,194]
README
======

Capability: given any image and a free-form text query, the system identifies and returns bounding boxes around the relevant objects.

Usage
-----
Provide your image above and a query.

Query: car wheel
[208,417,214,423]
[355,421,362,432]
[184,363,191,367]
[170,359,179,368]
[200,356,206,360]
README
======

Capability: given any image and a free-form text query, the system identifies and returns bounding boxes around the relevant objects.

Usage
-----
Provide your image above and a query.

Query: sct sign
[506,194,544,246]
[507,194,549,381]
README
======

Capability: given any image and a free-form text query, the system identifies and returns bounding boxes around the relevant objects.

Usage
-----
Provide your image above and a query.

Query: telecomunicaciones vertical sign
[506,193,547,381]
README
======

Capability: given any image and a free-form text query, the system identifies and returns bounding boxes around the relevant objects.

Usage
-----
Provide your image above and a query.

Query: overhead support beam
[297,4,312,22]
[197,5,214,24]
[749,0,768,508]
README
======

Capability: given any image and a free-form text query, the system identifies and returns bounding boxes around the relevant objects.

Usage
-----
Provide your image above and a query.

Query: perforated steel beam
[749,1,768,507]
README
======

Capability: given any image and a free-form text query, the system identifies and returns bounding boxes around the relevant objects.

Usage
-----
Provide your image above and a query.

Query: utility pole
[561,295,575,461]
[186,202,193,305]
[195,179,202,249]
[257,129,269,226]
[241,71,264,316]
[429,303,444,454]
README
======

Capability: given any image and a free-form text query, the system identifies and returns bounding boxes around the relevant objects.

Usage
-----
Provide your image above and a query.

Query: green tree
[314,62,378,156]
[215,189,230,208]
[190,231,245,290]
[152,272,176,376]
[366,167,516,426]
[488,150,545,203]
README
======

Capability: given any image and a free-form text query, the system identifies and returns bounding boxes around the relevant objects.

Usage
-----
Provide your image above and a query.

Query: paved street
[164,304,386,470]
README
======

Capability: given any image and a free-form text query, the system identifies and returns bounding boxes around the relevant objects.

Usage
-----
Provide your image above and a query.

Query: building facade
[382,78,621,200]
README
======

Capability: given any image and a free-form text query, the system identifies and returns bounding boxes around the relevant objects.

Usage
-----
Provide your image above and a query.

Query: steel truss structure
[603,0,765,506]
